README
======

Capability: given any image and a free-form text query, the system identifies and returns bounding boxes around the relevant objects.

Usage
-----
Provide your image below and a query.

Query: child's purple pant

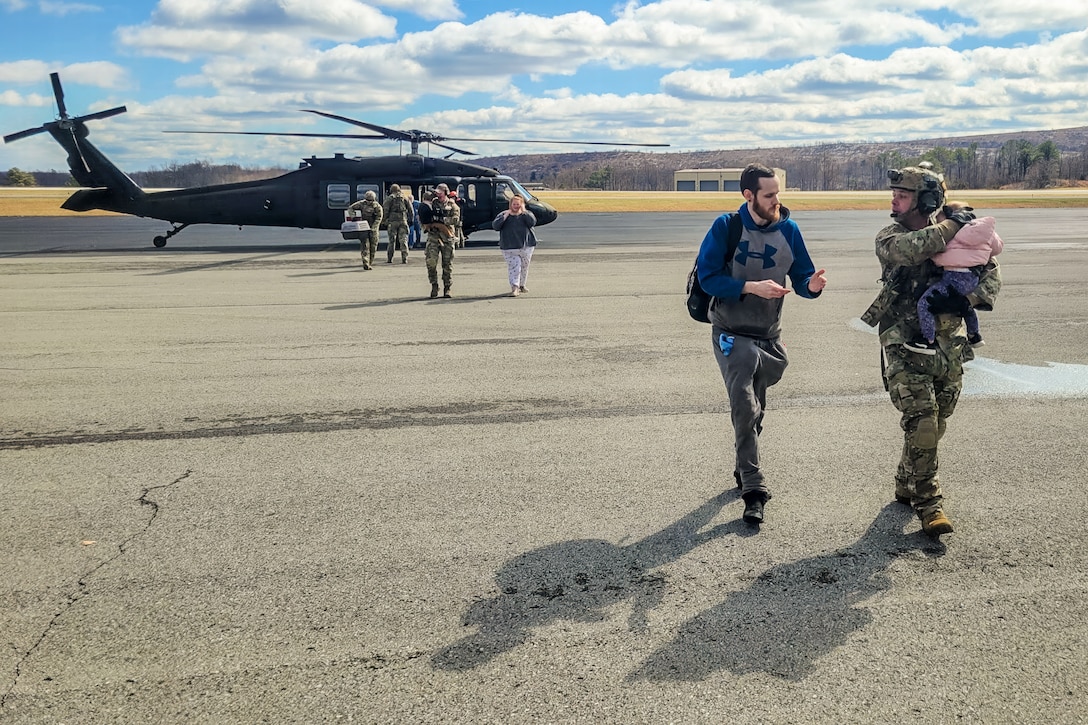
[918,270,980,342]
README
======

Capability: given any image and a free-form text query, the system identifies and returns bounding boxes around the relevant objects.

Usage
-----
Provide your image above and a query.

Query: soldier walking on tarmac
[863,164,1001,537]
[382,183,414,264]
[421,184,460,298]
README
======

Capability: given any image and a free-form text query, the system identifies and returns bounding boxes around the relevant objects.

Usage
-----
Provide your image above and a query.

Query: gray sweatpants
[711,328,789,496]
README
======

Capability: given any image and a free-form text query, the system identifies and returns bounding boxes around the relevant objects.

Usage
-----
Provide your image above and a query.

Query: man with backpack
[696,163,827,526]
[382,183,415,264]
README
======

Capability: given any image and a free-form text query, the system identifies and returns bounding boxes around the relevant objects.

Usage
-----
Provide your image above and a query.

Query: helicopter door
[457,181,488,235]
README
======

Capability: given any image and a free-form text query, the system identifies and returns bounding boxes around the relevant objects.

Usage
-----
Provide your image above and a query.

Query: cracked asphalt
[2,211,1087,723]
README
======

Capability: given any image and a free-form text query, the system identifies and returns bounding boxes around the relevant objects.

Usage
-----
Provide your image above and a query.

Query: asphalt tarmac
[2,210,1087,723]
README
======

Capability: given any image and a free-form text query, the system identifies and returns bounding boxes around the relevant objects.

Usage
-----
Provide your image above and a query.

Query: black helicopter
[4,73,668,248]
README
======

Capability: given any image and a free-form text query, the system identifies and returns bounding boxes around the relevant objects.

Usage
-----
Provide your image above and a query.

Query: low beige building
[674,167,786,192]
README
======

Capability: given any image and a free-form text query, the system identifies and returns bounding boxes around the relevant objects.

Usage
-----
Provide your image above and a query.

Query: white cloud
[117,0,398,62]
[9,1,1088,168]
[0,59,128,88]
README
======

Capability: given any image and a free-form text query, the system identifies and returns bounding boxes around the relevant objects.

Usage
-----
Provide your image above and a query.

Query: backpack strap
[724,212,743,267]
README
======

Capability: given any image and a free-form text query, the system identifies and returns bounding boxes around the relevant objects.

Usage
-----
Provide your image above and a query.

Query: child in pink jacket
[912,203,1004,352]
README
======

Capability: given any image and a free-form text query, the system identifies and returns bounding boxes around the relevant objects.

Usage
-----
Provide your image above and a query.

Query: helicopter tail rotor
[3,72,127,145]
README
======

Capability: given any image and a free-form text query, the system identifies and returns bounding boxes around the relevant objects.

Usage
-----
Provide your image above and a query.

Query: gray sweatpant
[711,328,789,497]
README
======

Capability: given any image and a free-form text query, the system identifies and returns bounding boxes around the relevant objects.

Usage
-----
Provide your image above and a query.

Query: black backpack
[686,213,743,323]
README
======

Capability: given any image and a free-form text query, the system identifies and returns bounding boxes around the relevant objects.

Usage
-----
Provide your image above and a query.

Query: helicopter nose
[531,202,559,225]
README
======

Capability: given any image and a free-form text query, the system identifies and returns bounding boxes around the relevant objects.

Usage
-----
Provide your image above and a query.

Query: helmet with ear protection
[887,166,946,215]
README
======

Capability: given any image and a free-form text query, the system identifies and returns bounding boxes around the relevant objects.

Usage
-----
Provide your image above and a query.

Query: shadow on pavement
[432,489,751,671]
[628,502,944,682]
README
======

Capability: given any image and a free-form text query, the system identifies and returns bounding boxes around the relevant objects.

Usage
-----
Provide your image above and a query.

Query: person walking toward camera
[421,184,460,298]
[493,194,537,297]
[696,163,826,526]
[347,190,383,270]
[862,165,1001,537]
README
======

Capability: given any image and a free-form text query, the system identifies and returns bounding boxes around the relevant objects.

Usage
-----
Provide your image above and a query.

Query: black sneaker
[968,333,985,347]
[903,338,937,356]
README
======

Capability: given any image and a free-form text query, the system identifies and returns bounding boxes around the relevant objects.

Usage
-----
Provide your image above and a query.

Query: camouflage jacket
[867,219,1001,346]
[425,198,460,240]
[348,199,383,227]
[382,192,414,225]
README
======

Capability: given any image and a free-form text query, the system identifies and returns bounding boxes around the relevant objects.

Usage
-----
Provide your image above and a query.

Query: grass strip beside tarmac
[2,187,1088,217]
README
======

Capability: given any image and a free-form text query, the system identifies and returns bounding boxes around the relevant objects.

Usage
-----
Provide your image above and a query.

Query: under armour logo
[734,241,778,269]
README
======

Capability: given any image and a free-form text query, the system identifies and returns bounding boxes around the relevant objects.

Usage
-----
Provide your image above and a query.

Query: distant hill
[475,126,1088,191]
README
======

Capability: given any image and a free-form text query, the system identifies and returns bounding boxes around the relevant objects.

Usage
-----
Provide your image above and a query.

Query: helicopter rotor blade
[298,111,670,152]
[3,125,50,144]
[76,106,128,124]
[444,136,670,148]
[164,130,387,139]
[431,140,478,156]
[50,72,68,118]
[300,110,410,142]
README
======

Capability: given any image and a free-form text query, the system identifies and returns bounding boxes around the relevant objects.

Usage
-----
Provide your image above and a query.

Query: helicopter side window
[327,184,351,209]
[459,183,478,209]
[356,183,380,202]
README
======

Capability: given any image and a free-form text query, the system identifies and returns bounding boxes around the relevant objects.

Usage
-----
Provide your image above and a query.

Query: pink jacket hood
[931,216,1004,268]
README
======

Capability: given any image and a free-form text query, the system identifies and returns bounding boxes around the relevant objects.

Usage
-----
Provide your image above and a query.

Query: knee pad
[914,415,939,450]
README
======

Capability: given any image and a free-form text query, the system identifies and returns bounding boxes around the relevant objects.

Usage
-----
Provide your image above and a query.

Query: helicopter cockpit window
[327,184,351,209]
[500,176,537,202]
[495,181,514,203]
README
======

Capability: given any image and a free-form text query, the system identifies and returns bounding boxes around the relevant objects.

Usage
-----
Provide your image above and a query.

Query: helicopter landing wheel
[153,223,189,248]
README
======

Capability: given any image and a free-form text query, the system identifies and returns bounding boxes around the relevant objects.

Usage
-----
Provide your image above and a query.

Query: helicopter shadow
[431,489,750,671]
[627,503,944,682]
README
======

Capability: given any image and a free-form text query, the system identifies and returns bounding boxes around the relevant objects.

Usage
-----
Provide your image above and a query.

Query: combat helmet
[365,190,377,201]
[887,163,945,216]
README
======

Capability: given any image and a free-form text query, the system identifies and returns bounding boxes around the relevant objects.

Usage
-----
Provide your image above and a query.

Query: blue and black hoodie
[696,203,820,340]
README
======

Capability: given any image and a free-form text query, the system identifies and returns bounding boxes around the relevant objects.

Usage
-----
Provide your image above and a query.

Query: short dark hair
[740,163,776,195]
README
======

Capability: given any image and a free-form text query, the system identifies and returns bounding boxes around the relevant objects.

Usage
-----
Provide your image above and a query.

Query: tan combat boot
[920,509,954,537]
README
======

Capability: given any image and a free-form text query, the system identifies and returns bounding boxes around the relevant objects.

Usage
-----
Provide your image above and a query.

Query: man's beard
[752,199,780,225]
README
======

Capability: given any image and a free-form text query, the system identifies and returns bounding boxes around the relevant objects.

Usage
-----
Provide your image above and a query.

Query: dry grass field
[3,186,1088,217]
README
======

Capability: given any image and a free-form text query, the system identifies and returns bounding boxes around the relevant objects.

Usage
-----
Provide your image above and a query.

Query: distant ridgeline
[475,126,1088,192]
[6,126,1088,191]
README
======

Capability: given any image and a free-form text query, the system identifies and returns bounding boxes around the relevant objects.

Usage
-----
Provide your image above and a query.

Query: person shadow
[627,502,944,682]
[432,489,752,671]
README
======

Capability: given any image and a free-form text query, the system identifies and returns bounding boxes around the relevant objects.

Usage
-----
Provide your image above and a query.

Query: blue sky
[2,0,1088,172]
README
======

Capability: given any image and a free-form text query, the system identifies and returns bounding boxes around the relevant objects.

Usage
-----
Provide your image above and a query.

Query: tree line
[5,138,1088,191]
[502,138,1088,191]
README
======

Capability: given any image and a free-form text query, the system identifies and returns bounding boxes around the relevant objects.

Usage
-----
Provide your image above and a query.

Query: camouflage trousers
[882,338,969,516]
[360,230,380,267]
[425,237,455,287]
[386,222,410,261]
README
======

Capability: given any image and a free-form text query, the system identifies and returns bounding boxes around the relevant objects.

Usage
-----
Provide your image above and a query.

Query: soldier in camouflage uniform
[382,183,414,264]
[422,184,460,298]
[862,165,1001,537]
[347,190,383,270]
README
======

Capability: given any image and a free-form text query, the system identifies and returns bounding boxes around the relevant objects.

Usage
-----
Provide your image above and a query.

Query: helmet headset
[887,165,945,217]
